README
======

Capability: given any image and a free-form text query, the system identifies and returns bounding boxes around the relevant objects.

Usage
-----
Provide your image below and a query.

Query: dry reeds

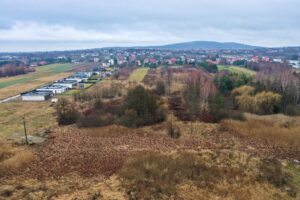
[119,151,294,200]
[220,113,300,148]
[0,142,37,176]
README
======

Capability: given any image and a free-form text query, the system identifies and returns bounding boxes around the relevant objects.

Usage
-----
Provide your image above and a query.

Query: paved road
[0,95,20,103]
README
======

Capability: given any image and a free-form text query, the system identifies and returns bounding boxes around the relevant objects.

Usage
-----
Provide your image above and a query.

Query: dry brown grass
[178,182,290,200]
[119,151,295,200]
[83,80,126,100]
[0,151,37,176]
[25,124,218,179]
[0,141,37,177]
[221,113,300,149]
[0,101,56,138]
[0,174,108,200]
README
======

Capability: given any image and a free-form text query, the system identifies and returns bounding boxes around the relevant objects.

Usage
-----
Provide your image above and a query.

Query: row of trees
[198,62,218,73]
[254,64,300,115]
[0,63,35,77]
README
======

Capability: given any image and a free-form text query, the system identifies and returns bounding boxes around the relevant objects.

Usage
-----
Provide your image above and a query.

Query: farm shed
[21,91,52,101]
[53,80,78,89]
[36,85,68,94]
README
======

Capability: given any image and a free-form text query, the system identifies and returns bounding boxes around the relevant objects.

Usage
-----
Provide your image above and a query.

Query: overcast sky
[0,0,300,52]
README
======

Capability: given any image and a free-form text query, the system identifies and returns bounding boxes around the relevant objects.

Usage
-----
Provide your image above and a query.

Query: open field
[0,66,299,199]
[128,67,149,82]
[0,120,298,199]
[0,64,76,99]
[0,64,74,87]
[221,113,300,147]
[0,101,56,138]
[218,65,256,76]
[63,89,81,95]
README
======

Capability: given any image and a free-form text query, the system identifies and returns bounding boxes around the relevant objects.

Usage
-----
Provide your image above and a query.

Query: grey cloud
[0,0,300,51]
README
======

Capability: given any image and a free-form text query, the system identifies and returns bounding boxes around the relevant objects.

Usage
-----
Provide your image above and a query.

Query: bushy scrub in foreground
[58,85,166,128]
[118,85,165,127]
[55,98,80,125]
[119,151,297,200]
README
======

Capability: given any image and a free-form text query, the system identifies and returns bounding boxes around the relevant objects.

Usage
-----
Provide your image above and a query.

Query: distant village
[1,46,300,102]
[1,47,300,69]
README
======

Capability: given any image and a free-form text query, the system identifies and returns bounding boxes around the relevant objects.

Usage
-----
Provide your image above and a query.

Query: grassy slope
[218,65,256,76]
[0,64,74,88]
[0,101,56,138]
[128,67,149,82]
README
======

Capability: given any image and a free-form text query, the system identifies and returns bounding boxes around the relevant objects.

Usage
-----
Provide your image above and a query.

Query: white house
[65,77,84,83]
[36,85,68,94]
[53,80,78,89]
[21,91,52,101]
[289,60,300,68]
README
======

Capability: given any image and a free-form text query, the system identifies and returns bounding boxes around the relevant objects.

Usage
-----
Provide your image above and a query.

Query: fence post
[23,116,29,145]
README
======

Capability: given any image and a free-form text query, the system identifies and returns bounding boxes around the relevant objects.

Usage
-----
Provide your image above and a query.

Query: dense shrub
[208,94,243,122]
[199,62,218,73]
[255,91,282,114]
[117,109,141,128]
[214,72,251,95]
[77,113,114,128]
[167,122,181,139]
[77,99,122,128]
[155,80,166,96]
[120,85,165,127]
[232,85,255,96]
[119,151,294,200]
[233,86,282,115]
[233,59,247,66]
[55,98,79,125]
[259,158,297,197]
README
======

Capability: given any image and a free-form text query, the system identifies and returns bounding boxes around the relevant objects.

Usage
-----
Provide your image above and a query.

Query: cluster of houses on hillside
[21,68,113,101]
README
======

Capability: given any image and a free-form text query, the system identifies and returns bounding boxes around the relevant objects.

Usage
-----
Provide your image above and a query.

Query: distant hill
[148,41,260,50]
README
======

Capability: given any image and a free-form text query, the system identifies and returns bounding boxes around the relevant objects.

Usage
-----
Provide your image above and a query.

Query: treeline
[198,62,218,73]
[213,62,300,116]
[0,61,35,77]
[55,62,299,129]
[245,61,292,71]
[168,64,300,124]
[254,63,300,115]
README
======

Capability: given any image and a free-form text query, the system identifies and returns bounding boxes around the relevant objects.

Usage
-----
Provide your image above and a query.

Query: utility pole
[22,116,29,145]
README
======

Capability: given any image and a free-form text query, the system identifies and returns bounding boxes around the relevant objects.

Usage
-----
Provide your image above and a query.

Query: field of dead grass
[24,124,218,179]
[119,151,297,200]
[0,117,299,199]
[0,140,37,178]
[220,113,300,159]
